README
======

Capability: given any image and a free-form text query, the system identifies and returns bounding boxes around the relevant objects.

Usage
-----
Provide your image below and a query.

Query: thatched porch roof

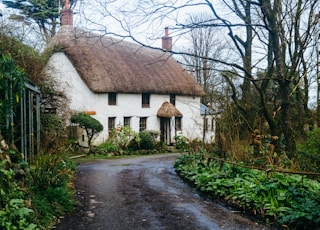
[157,102,182,118]
[47,26,205,96]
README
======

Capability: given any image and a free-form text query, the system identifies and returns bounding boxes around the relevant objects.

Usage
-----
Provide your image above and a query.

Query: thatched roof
[48,26,205,96]
[157,102,182,118]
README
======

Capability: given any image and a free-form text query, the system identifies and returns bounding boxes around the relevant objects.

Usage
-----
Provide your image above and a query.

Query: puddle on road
[174,203,222,230]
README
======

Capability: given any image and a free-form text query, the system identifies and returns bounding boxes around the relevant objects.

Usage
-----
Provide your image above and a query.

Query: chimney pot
[165,27,169,36]
[162,27,172,51]
[65,0,70,9]
[61,0,73,26]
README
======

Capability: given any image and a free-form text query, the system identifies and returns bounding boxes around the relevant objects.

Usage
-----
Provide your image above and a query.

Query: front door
[160,118,171,145]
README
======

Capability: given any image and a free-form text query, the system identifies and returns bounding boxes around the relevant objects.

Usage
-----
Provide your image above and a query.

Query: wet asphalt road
[56,153,268,230]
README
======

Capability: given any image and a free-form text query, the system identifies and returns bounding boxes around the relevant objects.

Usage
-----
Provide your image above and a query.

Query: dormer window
[108,92,116,105]
[142,93,150,108]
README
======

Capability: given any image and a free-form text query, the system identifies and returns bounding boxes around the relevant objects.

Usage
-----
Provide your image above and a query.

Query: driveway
[56,153,268,230]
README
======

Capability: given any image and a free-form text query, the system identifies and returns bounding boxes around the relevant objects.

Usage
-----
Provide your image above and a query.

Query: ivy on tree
[70,113,103,147]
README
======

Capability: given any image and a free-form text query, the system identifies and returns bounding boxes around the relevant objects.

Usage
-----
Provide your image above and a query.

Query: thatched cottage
[44,2,215,146]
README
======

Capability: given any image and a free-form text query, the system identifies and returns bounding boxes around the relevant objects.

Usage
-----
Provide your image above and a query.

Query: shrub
[40,113,66,153]
[31,153,75,190]
[0,160,37,229]
[71,113,103,147]
[30,153,76,227]
[175,135,188,150]
[139,131,155,150]
[108,125,137,149]
[95,142,121,155]
[296,128,320,172]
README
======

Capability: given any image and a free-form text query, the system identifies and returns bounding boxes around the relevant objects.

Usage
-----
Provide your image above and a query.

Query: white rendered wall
[46,52,213,145]
[202,115,216,143]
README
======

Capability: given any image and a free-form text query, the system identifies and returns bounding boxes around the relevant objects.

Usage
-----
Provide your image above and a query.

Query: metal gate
[19,83,41,163]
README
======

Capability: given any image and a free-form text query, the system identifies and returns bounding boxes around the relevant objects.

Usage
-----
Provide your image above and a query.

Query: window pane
[108,92,116,105]
[139,117,147,131]
[175,117,182,131]
[124,117,131,127]
[108,117,116,130]
[142,93,150,108]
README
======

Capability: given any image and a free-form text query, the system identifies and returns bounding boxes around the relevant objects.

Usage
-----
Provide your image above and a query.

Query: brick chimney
[61,0,73,26]
[162,27,172,51]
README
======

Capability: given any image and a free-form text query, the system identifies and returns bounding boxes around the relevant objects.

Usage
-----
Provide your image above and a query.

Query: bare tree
[258,0,318,155]
[181,13,227,106]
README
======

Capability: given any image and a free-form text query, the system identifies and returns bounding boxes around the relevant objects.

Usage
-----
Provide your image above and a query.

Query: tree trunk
[279,81,296,157]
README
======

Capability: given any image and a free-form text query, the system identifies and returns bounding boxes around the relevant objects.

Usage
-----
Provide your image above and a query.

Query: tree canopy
[2,0,78,43]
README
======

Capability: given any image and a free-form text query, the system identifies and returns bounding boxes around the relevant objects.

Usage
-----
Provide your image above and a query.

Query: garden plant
[174,150,320,229]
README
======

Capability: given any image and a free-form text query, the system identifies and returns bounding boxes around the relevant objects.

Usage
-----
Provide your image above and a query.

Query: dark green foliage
[175,152,320,229]
[139,131,155,150]
[0,198,36,230]
[3,0,60,20]
[296,128,320,172]
[9,149,23,163]
[30,153,76,227]
[1,153,75,228]
[0,160,37,229]
[71,113,103,133]
[0,53,26,142]
[95,142,121,155]
[31,153,75,190]
[71,113,103,147]
[40,113,66,153]
[0,29,45,80]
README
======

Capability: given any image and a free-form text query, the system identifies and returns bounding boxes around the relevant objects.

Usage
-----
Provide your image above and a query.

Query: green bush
[108,125,139,149]
[95,142,121,155]
[139,131,155,150]
[71,113,103,147]
[296,128,320,172]
[175,135,188,150]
